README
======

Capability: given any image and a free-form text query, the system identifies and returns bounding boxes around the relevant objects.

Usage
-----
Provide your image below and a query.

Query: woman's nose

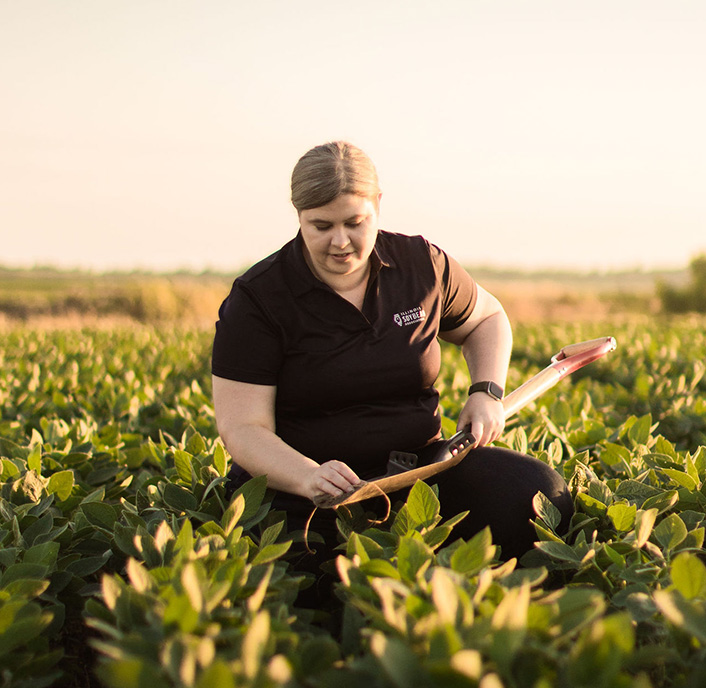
[330,225,349,247]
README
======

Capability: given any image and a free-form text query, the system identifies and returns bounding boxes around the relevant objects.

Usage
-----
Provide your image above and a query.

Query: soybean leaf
[397,536,433,583]
[661,468,698,491]
[174,449,194,484]
[671,552,706,599]
[607,503,636,532]
[163,483,198,512]
[406,480,441,531]
[633,509,658,548]
[533,492,561,532]
[654,514,688,551]
[251,542,291,566]
[230,474,268,524]
[81,502,118,530]
[450,527,495,576]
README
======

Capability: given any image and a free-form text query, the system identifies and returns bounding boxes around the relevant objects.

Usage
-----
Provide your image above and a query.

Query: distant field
[0,264,688,328]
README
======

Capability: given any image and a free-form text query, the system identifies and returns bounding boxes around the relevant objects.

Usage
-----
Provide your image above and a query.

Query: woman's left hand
[457,393,505,447]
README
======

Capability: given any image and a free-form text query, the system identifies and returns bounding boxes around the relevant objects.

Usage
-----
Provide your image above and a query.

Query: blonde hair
[290,141,381,212]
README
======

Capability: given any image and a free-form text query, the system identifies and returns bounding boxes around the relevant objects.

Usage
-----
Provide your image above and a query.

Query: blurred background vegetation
[0,257,702,328]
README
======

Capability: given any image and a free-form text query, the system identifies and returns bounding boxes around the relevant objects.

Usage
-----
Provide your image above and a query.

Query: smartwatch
[468,381,504,401]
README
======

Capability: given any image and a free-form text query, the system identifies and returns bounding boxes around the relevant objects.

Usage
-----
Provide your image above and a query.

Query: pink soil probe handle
[502,336,617,418]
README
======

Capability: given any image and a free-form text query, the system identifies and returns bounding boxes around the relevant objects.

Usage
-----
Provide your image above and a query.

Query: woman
[212,141,572,573]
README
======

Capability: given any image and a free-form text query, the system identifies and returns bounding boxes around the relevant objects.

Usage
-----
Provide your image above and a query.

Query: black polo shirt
[212,230,477,479]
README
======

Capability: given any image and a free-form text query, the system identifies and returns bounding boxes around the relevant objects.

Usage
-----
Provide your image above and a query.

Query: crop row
[1,319,706,687]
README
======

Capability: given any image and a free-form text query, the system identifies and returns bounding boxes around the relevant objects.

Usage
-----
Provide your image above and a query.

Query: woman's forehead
[300,194,377,220]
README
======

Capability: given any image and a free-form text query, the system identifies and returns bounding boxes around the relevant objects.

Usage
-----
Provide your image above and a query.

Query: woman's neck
[310,259,371,309]
[331,263,371,309]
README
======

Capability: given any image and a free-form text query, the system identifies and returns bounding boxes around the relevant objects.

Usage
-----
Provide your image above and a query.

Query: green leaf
[533,491,561,531]
[628,414,653,446]
[196,661,236,688]
[101,575,122,611]
[535,541,582,565]
[251,541,291,566]
[449,527,495,575]
[654,513,688,551]
[607,502,636,532]
[163,482,198,512]
[568,614,634,687]
[397,536,432,583]
[175,519,195,555]
[65,552,111,578]
[576,493,608,518]
[642,490,679,515]
[174,449,194,483]
[95,657,164,688]
[1,563,49,586]
[81,501,117,530]
[686,453,701,487]
[431,568,459,624]
[370,631,423,688]
[633,508,658,548]
[1,458,21,480]
[185,431,207,456]
[406,480,441,531]
[221,494,245,536]
[661,468,698,491]
[126,558,152,593]
[671,552,706,599]
[181,563,204,612]
[114,523,141,558]
[230,474,268,524]
[27,444,42,474]
[0,610,54,656]
[359,559,401,579]
[298,636,341,677]
[22,512,54,546]
[212,443,227,476]
[655,590,706,644]
[600,443,631,467]
[259,519,284,548]
[23,541,60,567]
[556,587,606,637]
[242,611,269,680]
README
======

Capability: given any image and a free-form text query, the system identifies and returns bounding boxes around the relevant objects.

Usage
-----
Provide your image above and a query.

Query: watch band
[468,381,504,400]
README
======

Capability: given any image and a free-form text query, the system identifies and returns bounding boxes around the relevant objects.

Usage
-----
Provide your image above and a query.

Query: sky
[1,0,705,273]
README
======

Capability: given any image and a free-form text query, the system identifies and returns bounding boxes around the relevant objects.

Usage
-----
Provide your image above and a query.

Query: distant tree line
[658,254,706,313]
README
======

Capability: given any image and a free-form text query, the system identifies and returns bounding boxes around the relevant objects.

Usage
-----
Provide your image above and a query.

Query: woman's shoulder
[376,230,435,258]
[376,230,455,269]
[236,240,293,287]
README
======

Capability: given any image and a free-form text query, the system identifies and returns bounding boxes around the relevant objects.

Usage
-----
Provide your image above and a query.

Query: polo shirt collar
[287,230,395,296]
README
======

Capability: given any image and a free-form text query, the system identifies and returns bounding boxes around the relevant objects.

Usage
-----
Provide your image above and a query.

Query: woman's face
[299,193,381,286]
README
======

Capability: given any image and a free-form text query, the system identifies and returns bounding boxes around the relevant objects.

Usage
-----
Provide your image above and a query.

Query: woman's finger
[326,460,361,485]
[313,461,361,496]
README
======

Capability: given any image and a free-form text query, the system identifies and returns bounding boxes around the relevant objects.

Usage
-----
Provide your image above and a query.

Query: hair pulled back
[290,141,381,212]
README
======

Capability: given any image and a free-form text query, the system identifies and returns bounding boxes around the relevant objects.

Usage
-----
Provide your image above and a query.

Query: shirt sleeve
[428,242,478,332]
[211,281,284,385]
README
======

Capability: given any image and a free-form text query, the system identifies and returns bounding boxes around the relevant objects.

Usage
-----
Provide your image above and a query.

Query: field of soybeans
[3,314,706,688]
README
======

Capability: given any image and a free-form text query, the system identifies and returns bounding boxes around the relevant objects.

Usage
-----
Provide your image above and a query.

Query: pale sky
[1,0,704,273]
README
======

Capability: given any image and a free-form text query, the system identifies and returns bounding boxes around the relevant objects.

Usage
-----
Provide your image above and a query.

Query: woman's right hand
[304,460,361,502]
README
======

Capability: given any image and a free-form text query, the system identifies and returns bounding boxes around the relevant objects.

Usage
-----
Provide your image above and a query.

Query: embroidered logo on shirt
[393,306,427,327]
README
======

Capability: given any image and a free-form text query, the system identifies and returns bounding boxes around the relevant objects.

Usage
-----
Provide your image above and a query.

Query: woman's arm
[439,285,513,445]
[212,376,361,501]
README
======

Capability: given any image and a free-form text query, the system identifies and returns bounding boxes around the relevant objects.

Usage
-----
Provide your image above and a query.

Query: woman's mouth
[330,252,354,262]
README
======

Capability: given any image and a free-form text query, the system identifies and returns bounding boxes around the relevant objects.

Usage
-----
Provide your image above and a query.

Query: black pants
[229,447,573,603]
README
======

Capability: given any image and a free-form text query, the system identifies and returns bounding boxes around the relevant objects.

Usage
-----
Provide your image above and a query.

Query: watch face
[487,382,503,400]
